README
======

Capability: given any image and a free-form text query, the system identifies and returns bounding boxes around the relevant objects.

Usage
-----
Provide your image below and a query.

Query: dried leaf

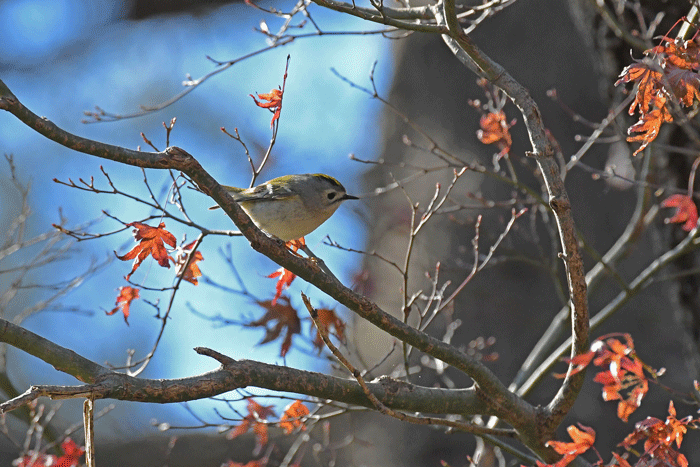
[661,194,698,231]
[248,297,301,356]
[251,88,283,128]
[227,400,275,456]
[626,94,673,156]
[268,267,296,305]
[620,401,694,467]
[279,400,309,434]
[115,222,176,280]
[175,240,204,285]
[477,111,514,155]
[616,62,663,116]
[106,286,140,324]
[312,308,346,352]
[545,424,595,467]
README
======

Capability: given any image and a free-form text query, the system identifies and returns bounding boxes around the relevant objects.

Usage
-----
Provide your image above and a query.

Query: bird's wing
[237,183,295,201]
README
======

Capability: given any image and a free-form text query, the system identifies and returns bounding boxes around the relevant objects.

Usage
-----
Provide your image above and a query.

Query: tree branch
[0,318,497,418]
[0,78,536,431]
[436,0,590,451]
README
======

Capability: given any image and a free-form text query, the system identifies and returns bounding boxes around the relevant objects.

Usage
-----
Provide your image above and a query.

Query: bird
[210,173,358,241]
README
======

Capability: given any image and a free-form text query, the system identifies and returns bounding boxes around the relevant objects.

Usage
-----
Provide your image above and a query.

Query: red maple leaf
[279,400,309,434]
[16,438,85,467]
[248,296,301,356]
[661,194,698,231]
[666,66,700,106]
[228,399,275,456]
[591,335,650,422]
[250,88,283,129]
[616,61,664,116]
[106,286,140,324]
[626,94,673,156]
[174,240,204,285]
[555,333,654,422]
[650,37,700,70]
[249,57,289,128]
[115,222,176,280]
[620,401,694,467]
[268,267,296,305]
[311,308,346,352]
[545,424,595,467]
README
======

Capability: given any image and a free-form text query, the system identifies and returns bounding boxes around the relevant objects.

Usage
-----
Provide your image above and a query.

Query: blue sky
[1,0,392,439]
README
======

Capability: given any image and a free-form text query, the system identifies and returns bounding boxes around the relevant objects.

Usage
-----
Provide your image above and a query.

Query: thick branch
[0,319,492,416]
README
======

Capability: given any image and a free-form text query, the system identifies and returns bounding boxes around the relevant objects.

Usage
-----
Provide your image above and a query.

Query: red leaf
[620,401,695,467]
[251,89,283,128]
[248,297,301,357]
[174,241,204,285]
[662,194,698,231]
[106,286,140,324]
[477,111,515,155]
[554,351,595,378]
[115,222,177,280]
[626,94,673,156]
[268,267,296,305]
[279,400,309,434]
[227,400,275,456]
[616,61,664,116]
[312,308,346,352]
[545,424,595,467]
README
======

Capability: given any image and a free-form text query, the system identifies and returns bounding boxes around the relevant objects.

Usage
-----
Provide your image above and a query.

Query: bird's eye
[327,192,336,200]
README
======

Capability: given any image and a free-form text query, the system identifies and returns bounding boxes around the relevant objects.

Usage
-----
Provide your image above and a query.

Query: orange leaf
[650,37,700,71]
[228,400,275,456]
[279,400,309,434]
[661,194,698,231]
[545,424,595,467]
[554,351,595,378]
[247,399,275,419]
[248,297,301,356]
[593,371,622,401]
[106,286,140,324]
[251,88,283,128]
[666,66,700,106]
[616,62,664,116]
[665,401,689,449]
[616,384,645,422]
[252,421,268,455]
[312,308,346,352]
[115,222,176,280]
[268,267,296,305]
[626,94,673,156]
[227,418,251,440]
[174,241,204,285]
[620,400,695,467]
[477,111,515,155]
[586,334,653,421]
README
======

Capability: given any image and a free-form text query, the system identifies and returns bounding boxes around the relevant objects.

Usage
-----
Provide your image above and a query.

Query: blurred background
[2,0,699,466]
[0,0,384,459]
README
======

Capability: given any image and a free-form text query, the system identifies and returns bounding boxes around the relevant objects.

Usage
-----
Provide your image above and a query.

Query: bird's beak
[342,194,359,201]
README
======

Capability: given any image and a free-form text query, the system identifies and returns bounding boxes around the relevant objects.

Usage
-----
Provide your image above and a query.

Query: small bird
[210,173,358,241]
